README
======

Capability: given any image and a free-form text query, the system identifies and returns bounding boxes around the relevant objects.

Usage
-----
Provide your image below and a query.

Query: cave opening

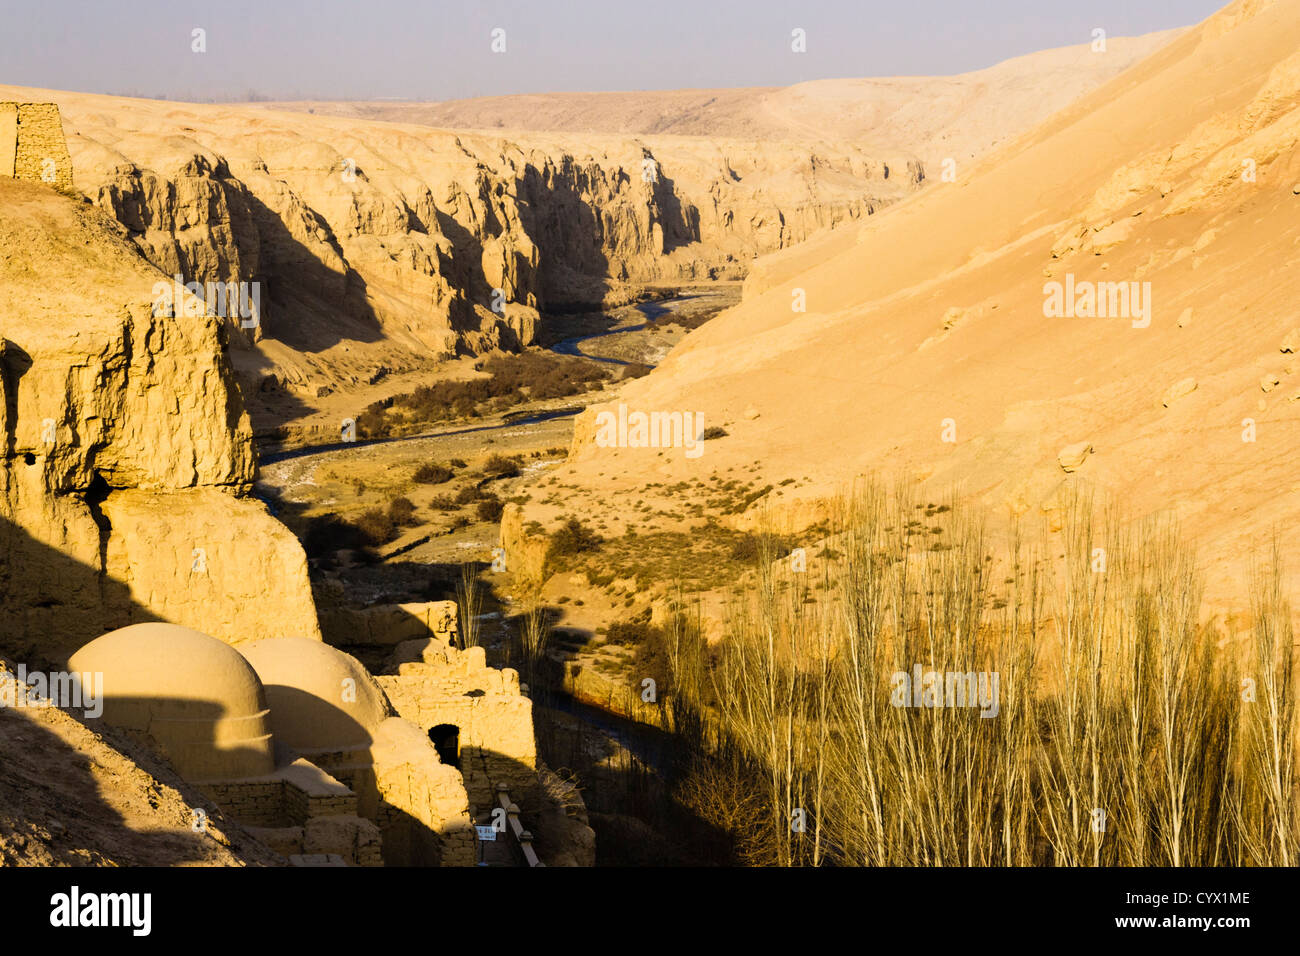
[429,723,460,769]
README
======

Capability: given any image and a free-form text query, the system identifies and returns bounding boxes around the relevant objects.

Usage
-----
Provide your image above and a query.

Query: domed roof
[68,623,275,782]
[238,637,392,754]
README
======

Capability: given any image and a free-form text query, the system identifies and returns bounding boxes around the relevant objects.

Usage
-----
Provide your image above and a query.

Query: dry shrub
[413,462,453,484]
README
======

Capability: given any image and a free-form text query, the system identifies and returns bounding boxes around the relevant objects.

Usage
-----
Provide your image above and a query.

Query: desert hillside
[261,31,1179,168]
[524,0,1300,610]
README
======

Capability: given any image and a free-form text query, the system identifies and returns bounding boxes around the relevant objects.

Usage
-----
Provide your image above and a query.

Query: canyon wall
[0,86,919,403]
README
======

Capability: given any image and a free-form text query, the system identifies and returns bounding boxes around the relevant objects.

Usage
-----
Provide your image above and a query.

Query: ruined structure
[0,103,73,191]
[70,623,476,866]
[321,599,540,818]
[379,631,537,815]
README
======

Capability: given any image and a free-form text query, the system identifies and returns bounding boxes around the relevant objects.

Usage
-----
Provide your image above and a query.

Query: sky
[1,0,1230,102]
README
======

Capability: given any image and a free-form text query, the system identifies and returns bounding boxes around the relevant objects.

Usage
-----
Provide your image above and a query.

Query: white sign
[475,825,498,842]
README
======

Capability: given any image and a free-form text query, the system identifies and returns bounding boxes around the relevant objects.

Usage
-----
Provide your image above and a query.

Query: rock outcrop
[0,177,319,663]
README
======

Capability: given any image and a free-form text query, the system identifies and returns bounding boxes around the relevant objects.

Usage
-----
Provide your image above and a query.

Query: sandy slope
[0,668,282,866]
[259,31,1180,167]
[536,0,1300,609]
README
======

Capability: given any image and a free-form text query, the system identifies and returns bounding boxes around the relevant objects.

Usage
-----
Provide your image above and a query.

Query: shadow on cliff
[0,517,282,864]
[494,602,740,866]
[225,188,390,438]
[237,188,386,355]
[0,517,474,867]
[0,342,32,460]
[648,166,700,257]
[0,514,220,863]
[514,160,698,313]
[0,514,163,670]
[271,539,736,864]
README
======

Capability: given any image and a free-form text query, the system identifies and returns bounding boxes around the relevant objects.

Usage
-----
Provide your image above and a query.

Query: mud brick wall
[284,783,357,825]
[377,648,537,814]
[201,780,287,827]
[0,103,74,191]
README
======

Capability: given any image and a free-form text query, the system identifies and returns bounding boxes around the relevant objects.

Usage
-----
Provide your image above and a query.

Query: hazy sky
[3,0,1228,102]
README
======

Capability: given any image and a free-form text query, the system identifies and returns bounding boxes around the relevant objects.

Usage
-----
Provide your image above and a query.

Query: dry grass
[455,562,483,650]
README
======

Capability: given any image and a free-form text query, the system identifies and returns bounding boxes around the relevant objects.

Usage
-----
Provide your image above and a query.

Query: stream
[260,295,696,465]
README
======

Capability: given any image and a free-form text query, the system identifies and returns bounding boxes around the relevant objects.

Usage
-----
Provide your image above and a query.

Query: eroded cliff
[0,177,320,664]
[0,85,920,408]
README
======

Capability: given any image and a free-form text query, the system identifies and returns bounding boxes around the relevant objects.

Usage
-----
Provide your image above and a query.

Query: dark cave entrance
[429,723,460,769]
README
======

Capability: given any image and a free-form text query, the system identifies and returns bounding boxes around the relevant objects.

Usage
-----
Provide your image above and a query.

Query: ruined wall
[378,641,537,814]
[0,103,74,191]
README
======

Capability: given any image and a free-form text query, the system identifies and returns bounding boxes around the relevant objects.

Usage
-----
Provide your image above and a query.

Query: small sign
[475,825,498,842]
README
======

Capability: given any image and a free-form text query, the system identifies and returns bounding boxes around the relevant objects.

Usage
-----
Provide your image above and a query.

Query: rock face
[1,86,919,401]
[0,177,320,664]
[1056,442,1094,473]
[1162,377,1198,406]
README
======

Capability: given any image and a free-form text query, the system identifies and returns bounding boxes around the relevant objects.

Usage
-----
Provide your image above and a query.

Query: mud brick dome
[238,636,392,754]
[68,623,276,781]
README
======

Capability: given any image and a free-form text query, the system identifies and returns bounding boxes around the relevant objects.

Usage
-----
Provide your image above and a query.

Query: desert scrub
[455,484,487,505]
[413,462,454,484]
[545,518,603,568]
[482,453,521,478]
[729,531,793,564]
[387,495,420,526]
[374,352,610,433]
[475,497,505,522]
[355,507,398,545]
[302,514,372,560]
